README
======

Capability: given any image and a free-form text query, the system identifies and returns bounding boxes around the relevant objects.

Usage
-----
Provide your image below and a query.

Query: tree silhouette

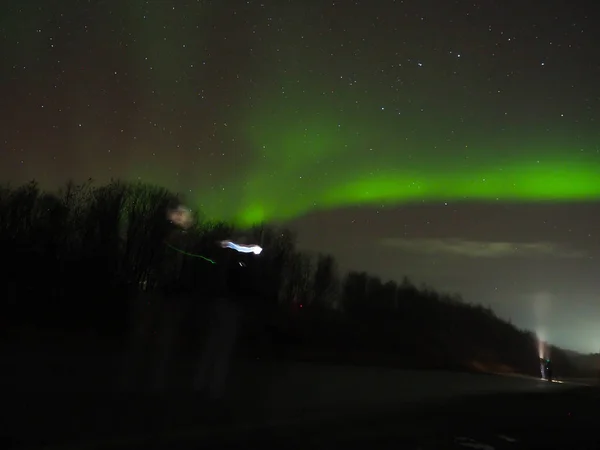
[311,253,340,310]
[2,178,597,381]
[341,271,369,317]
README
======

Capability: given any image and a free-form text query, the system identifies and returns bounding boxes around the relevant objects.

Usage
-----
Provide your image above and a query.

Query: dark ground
[2,385,599,450]
[1,359,595,450]
[2,326,598,450]
[215,385,600,450]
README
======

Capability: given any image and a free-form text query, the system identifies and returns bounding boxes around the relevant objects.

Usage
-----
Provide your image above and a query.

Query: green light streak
[166,243,215,264]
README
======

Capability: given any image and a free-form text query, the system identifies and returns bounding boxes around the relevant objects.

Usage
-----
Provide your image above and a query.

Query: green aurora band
[125,73,600,227]
[114,3,600,227]
[194,156,600,228]
[191,93,600,226]
[4,3,599,227]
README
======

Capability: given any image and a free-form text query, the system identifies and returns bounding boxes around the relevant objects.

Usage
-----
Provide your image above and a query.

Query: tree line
[1,179,597,378]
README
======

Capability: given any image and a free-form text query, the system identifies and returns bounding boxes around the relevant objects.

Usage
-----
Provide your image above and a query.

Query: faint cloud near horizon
[380,238,587,259]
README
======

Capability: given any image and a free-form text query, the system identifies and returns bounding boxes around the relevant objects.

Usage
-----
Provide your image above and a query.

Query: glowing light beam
[220,240,263,255]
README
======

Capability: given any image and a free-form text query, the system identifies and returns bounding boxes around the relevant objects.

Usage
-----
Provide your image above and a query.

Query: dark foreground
[2,377,597,450]
[219,385,600,450]
[15,386,595,450]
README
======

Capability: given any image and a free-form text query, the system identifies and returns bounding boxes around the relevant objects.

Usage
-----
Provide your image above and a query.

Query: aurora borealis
[2,0,600,352]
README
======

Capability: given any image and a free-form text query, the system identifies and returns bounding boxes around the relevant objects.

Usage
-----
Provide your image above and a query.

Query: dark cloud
[379,238,587,259]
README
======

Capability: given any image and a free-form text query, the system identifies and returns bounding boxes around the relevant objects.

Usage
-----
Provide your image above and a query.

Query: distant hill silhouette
[1,179,598,380]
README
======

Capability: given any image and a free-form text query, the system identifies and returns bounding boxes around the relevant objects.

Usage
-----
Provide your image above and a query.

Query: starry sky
[2,0,600,353]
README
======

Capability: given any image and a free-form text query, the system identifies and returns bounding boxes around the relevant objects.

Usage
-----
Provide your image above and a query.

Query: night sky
[2,0,599,353]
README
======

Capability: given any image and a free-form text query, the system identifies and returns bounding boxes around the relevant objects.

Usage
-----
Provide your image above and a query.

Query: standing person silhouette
[545,359,553,381]
[193,238,260,405]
